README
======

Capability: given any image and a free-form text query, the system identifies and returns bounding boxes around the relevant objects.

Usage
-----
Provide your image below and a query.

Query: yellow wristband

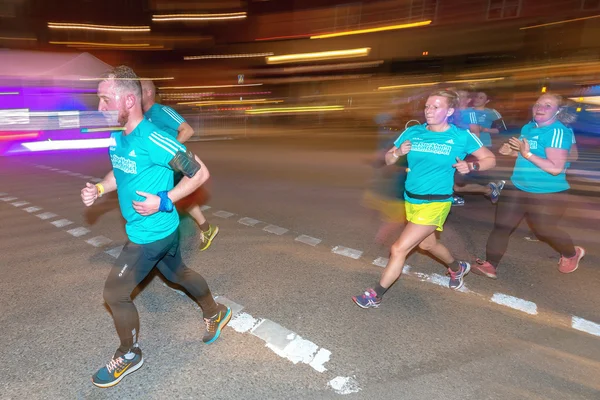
[524,151,533,159]
[95,183,105,197]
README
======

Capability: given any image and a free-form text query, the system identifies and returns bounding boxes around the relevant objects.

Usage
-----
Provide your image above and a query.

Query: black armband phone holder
[169,150,201,178]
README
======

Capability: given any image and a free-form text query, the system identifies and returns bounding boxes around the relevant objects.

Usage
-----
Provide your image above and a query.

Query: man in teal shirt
[81,66,230,389]
[141,79,219,251]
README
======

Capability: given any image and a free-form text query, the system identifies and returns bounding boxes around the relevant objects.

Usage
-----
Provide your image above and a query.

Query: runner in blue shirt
[452,90,505,205]
[353,90,496,308]
[141,80,219,251]
[81,66,231,388]
[472,91,504,148]
[474,93,585,279]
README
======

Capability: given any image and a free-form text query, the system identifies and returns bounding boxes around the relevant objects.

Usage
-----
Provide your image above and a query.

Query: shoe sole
[200,226,220,251]
[351,296,380,309]
[204,306,232,345]
[450,263,470,290]
[559,247,586,274]
[92,357,144,388]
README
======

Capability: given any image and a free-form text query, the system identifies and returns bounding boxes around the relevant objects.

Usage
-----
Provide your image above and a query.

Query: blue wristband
[157,191,174,212]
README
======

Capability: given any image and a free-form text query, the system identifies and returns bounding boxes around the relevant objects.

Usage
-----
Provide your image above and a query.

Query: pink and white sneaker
[558,246,586,274]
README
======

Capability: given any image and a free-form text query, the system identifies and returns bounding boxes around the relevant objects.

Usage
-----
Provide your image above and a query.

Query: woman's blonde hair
[429,89,460,111]
[540,93,577,124]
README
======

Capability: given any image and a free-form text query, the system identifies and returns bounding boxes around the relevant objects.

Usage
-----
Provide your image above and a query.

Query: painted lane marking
[58,170,71,174]
[238,217,261,227]
[81,175,93,179]
[0,196,18,202]
[491,293,538,315]
[263,224,288,235]
[295,234,321,246]
[331,246,362,260]
[67,227,91,237]
[200,205,211,211]
[572,316,600,337]
[328,376,361,395]
[86,236,112,248]
[216,296,333,374]
[0,192,6,196]
[214,210,234,218]
[36,212,58,220]
[11,201,30,207]
[105,245,124,259]
[23,206,42,213]
[51,219,73,228]
[90,177,102,183]
[373,257,388,267]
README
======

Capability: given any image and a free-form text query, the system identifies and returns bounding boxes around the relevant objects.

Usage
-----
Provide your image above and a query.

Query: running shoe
[448,261,470,290]
[488,182,500,204]
[199,225,219,251]
[452,195,465,207]
[472,258,497,279]
[352,288,381,309]
[203,303,231,344]
[558,246,586,274]
[91,345,143,388]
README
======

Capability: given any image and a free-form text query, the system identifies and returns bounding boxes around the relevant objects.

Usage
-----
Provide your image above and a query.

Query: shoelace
[204,317,216,332]
[106,356,125,373]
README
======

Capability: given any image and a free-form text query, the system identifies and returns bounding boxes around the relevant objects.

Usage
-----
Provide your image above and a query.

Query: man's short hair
[101,65,142,99]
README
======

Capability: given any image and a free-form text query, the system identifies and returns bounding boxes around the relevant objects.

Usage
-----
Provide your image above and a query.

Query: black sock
[447,260,460,272]
[199,221,210,232]
[373,284,388,298]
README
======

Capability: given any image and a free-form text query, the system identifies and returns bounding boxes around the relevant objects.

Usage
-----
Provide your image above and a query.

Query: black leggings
[103,229,218,352]
[486,186,575,268]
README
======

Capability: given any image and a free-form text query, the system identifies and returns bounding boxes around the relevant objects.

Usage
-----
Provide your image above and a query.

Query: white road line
[36,212,58,220]
[90,177,102,183]
[572,316,600,337]
[67,227,91,237]
[263,225,288,235]
[0,196,18,202]
[58,170,71,174]
[105,245,124,258]
[11,201,30,207]
[23,206,42,213]
[200,205,211,211]
[50,168,60,171]
[331,246,363,260]
[214,296,245,318]
[328,376,361,395]
[86,236,112,248]
[238,217,261,227]
[0,192,6,196]
[51,219,73,228]
[490,293,538,315]
[373,257,388,267]
[214,210,234,218]
[295,234,321,246]
[81,175,93,179]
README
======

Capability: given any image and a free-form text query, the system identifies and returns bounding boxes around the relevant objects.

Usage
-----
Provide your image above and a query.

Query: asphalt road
[1,135,599,399]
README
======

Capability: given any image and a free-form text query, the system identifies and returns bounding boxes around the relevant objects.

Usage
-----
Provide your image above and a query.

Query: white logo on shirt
[411,142,452,156]
[445,139,455,144]
[128,149,136,157]
[532,136,539,139]
[111,154,137,175]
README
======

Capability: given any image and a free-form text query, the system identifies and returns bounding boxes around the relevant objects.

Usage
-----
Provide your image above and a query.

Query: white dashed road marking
[491,293,538,315]
[373,257,388,268]
[295,234,321,246]
[331,246,363,260]
[105,245,124,259]
[572,316,600,337]
[11,201,30,207]
[51,219,73,228]
[1,196,18,202]
[238,217,261,227]
[67,227,91,237]
[85,236,113,248]
[36,212,58,220]
[263,224,288,235]
[214,210,234,218]
[23,206,42,213]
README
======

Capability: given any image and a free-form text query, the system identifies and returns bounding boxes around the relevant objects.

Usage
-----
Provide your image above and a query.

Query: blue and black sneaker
[352,288,381,309]
[203,303,231,344]
[448,261,471,290]
[488,180,506,204]
[92,345,143,388]
[452,195,465,207]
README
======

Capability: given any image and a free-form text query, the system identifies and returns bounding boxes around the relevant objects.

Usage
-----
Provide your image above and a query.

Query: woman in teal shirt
[474,93,585,279]
[353,90,496,308]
